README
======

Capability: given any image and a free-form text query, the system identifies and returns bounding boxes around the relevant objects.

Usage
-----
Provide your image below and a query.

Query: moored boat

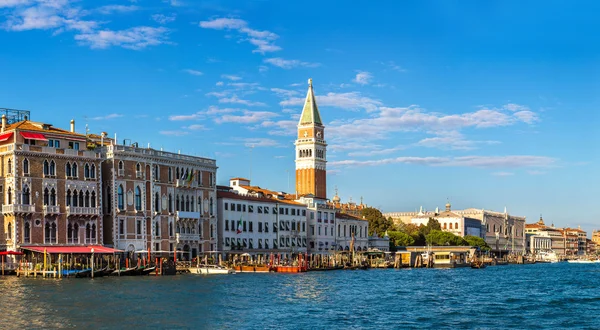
[234,265,270,273]
[111,266,138,276]
[188,264,235,275]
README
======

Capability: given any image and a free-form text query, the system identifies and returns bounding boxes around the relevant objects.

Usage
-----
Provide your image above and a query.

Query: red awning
[20,131,47,141]
[0,132,13,142]
[0,251,23,255]
[21,245,124,254]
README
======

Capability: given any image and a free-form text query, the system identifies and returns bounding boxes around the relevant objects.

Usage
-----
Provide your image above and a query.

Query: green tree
[387,231,415,247]
[464,235,491,252]
[426,230,468,246]
[418,218,442,238]
[361,207,393,235]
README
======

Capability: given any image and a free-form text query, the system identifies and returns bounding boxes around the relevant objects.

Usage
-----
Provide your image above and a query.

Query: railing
[136,171,144,178]
[118,169,124,176]
[66,206,100,216]
[107,145,216,166]
[43,204,60,214]
[2,204,35,214]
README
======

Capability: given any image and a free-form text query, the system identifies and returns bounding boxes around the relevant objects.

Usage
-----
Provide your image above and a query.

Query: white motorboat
[567,259,600,264]
[188,264,235,275]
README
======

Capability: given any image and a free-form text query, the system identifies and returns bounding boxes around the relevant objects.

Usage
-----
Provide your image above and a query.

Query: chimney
[70,119,75,133]
[1,114,6,133]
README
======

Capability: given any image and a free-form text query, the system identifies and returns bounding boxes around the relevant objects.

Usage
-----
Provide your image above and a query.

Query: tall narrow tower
[295,78,327,199]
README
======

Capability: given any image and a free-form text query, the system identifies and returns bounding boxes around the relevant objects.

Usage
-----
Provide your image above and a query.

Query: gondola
[140,266,156,275]
[75,269,92,278]
[111,266,138,276]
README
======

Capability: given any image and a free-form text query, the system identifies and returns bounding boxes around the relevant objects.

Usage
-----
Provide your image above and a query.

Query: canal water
[1,262,599,329]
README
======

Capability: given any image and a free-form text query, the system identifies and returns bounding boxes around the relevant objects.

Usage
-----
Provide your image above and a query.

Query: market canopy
[21,245,123,254]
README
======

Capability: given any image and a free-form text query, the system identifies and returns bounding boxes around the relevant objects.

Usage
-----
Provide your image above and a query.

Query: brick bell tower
[295,78,327,199]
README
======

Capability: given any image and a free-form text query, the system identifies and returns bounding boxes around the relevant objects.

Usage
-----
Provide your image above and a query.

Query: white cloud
[347,145,407,157]
[185,124,207,130]
[199,17,280,54]
[215,81,224,86]
[159,130,189,136]
[416,131,499,150]
[492,171,514,176]
[270,88,299,98]
[259,119,297,136]
[527,170,547,175]
[0,0,30,8]
[215,110,279,124]
[162,0,183,6]
[258,65,268,73]
[264,57,320,69]
[221,74,242,81]
[240,137,280,147]
[204,106,241,115]
[183,69,203,76]
[75,26,171,50]
[353,71,373,85]
[281,92,382,112]
[90,113,123,120]
[513,110,538,124]
[169,113,202,121]
[503,103,529,112]
[206,91,229,98]
[97,5,138,15]
[218,95,266,107]
[329,155,556,169]
[151,13,176,25]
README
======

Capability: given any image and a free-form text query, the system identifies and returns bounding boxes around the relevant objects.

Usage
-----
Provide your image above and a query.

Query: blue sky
[1,0,599,233]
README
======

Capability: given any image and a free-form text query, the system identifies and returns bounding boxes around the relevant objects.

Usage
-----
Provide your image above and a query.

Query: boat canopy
[21,245,123,254]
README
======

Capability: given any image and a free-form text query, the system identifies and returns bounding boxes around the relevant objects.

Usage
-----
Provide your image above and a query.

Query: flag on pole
[181,169,187,181]
[236,218,243,234]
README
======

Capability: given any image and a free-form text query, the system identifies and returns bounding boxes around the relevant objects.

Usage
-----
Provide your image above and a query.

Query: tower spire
[299,78,322,126]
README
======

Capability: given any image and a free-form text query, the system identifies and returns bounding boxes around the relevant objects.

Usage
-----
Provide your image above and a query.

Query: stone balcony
[175,233,202,242]
[176,211,201,220]
[43,205,60,216]
[66,206,100,217]
[2,204,35,215]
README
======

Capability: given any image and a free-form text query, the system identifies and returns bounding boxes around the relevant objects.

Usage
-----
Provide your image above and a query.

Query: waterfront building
[368,231,390,252]
[294,194,337,254]
[410,203,485,239]
[525,216,589,257]
[101,143,217,261]
[386,206,526,255]
[0,115,104,252]
[586,239,596,255]
[334,212,369,252]
[592,230,600,245]
[563,227,587,256]
[217,178,307,259]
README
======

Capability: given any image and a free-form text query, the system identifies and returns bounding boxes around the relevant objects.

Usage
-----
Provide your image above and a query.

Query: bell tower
[295,78,327,199]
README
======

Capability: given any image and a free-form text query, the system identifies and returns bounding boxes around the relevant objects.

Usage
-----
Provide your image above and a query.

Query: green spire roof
[299,78,322,125]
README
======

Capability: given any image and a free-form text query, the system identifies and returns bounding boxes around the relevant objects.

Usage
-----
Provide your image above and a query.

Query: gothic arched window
[135,186,142,211]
